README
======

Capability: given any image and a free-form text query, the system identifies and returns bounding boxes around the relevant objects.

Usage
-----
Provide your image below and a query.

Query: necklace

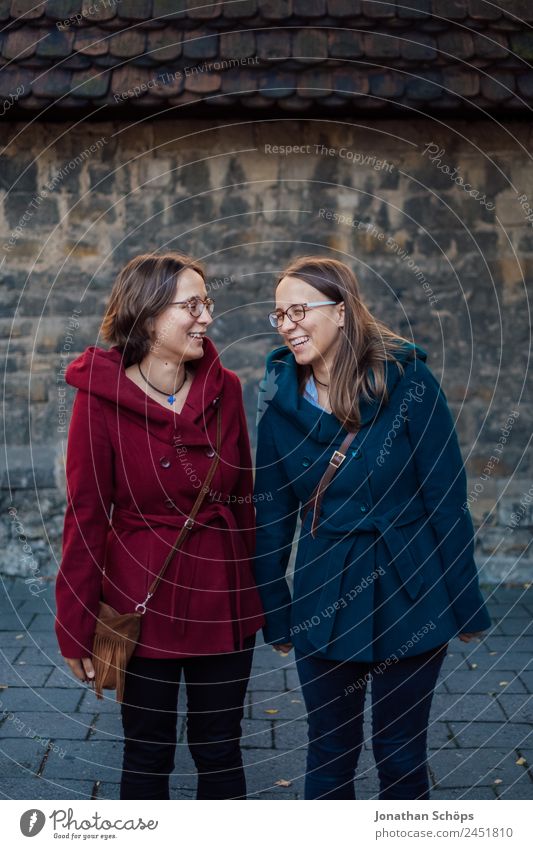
[312,370,329,389]
[138,363,187,405]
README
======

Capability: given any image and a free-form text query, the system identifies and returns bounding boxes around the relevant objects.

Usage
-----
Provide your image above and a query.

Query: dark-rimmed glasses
[268,301,340,329]
[169,296,215,318]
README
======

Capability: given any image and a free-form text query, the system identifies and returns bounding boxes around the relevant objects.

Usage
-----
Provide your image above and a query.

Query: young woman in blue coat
[253,256,491,800]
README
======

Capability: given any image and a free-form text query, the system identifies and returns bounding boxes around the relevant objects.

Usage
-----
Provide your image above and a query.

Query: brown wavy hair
[100,252,205,367]
[277,256,414,432]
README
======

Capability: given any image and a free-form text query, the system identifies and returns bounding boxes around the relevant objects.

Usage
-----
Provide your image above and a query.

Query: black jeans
[295,642,448,800]
[120,635,255,800]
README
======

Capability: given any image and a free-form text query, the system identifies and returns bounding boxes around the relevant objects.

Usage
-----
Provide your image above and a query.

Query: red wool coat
[55,338,265,659]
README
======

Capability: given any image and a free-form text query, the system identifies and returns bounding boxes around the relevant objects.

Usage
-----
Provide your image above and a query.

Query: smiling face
[275,275,344,371]
[149,267,213,363]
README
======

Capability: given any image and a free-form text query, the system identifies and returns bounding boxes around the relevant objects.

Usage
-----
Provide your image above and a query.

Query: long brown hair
[277,256,414,432]
[100,252,205,367]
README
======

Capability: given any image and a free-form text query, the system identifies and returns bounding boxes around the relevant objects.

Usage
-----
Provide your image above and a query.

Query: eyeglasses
[169,296,215,318]
[268,301,340,329]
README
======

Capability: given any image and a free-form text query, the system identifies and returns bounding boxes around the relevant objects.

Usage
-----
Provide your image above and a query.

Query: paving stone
[27,613,56,631]
[444,670,527,694]
[242,747,307,796]
[0,662,53,687]
[431,787,496,799]
[0,687,83,713]
[430,693,506,723]
[43,667,84,688]
[1,773,95,800]
[241,718,274,749]
[42,740,123,781]
[496,694,533,723]
[78,690,122,713]
[0,711,94,741]
[248,689,309,722]
[88,712,123,741]
[484,636,533,653]
[495,618,533,637]
[14,646,63,665]
[449,720,532,749]
[431,748,532,789]
[248,667,285,691]
[0,738,47,774]
[0,613,36,630]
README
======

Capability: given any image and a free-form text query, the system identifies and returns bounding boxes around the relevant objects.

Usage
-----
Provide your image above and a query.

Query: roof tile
[182,29,219,59]
[11,0,44,19]
[261,1,294,21]
[81,0,118,23]
[517,71,533,97]
[442,68,480,96]
[220,30,256,59]
[362,0,396,18]
[256,30,291,61]
[0,66,32,96]
[368,70,406,97]
[509,32,533,62]
[292,28,328,62]
[32,68,72,98]
[152,0,186,20]
[326,0,362,15]
[405,69,443,99]
[71,68,110,97]
[437,30,475,60]
[328,29,364,58]
[296,68,333,97]
[117,1,154,20]
[363,32,401,59]
[184,71,222,93]
[293,0,327,16]
[146,29,182,62]
[36,28,75,58]
[332,67,369,95]
[480,71,515,101]
[259,69,296,97]
[471,31,508,59]
[185,0,222,19]
[45,1,82,19]
[110,29,146,58]
[2,28,38,60]
[221,0,257,17]
[400,31,437,61]
[468,0,502,20]
[397,0,431,19]
[74,27,111,56]
[431,0,467,19]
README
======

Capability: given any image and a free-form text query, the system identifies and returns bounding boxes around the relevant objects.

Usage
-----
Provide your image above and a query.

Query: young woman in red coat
[55,252,265,800]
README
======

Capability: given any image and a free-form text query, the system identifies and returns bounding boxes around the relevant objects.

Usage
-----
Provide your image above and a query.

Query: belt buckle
[329,450,346,468]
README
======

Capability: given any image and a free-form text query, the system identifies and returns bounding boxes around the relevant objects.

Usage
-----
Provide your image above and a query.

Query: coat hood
[65,337,227,443]
[259,341,428,442]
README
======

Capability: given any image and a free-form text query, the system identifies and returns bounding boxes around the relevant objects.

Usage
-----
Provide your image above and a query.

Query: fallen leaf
[15,634,24,640]
[0,684,8,690]
[499,681,509,686]
[516,757,527,766]
[17,661,26,665]
[471,663,478,669]
[275,779,292,787]
[290,699,302,704]
[264,709,279,715]
[489,651,498,656]
[493,778,503,784]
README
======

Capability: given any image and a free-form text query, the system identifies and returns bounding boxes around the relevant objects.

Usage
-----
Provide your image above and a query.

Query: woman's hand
[64,657,95,683]
[458,631,486,643]
[273,643,293,655]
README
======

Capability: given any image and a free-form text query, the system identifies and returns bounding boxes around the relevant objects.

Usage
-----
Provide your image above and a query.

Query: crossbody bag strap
[135,405,223,614]
[301,430,357,539]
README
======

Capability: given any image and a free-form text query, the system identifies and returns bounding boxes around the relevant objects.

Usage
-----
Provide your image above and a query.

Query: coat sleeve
[55,390,114,657]
[253,404,299,644]
[227,382,256,561]
[406,362,491,634]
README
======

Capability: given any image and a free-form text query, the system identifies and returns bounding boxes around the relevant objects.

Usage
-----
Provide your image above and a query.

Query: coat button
[351,448,362,459]
[302,457,311,468]
[360,502,369,513]
[164,497,176,509]
[212,396,220,407]
[159,457,171,468]
[205,447,216,458]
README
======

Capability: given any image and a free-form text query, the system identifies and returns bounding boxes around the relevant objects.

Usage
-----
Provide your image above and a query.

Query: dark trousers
[120,635,255,800]
[295,642,447,800]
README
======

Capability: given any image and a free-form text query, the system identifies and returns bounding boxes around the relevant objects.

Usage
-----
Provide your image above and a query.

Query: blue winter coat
[253,342,491,662]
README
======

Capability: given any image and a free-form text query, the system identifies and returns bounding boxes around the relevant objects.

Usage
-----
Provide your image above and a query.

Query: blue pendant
[167,395,175,405]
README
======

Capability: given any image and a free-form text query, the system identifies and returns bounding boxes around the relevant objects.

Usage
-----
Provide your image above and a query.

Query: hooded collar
[65,337,225,444]
[260,341,428,443]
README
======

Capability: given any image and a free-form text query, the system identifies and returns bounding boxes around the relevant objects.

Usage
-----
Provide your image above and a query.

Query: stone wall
[1,118,531,582]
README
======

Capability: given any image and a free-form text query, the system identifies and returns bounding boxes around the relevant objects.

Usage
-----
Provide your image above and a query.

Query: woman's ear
[338,302,345,328]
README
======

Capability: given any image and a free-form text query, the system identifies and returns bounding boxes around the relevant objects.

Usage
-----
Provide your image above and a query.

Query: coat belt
[301,496,428,650]
[110,503,247,649]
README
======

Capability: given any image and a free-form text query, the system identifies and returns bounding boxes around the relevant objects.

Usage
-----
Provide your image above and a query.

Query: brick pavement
[1,578,532,800]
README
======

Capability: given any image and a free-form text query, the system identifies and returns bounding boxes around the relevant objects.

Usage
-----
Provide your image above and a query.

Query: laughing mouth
[287,336,310,348]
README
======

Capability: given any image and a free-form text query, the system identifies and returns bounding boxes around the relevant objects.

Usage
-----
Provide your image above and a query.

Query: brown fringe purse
[90,406,222,703]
